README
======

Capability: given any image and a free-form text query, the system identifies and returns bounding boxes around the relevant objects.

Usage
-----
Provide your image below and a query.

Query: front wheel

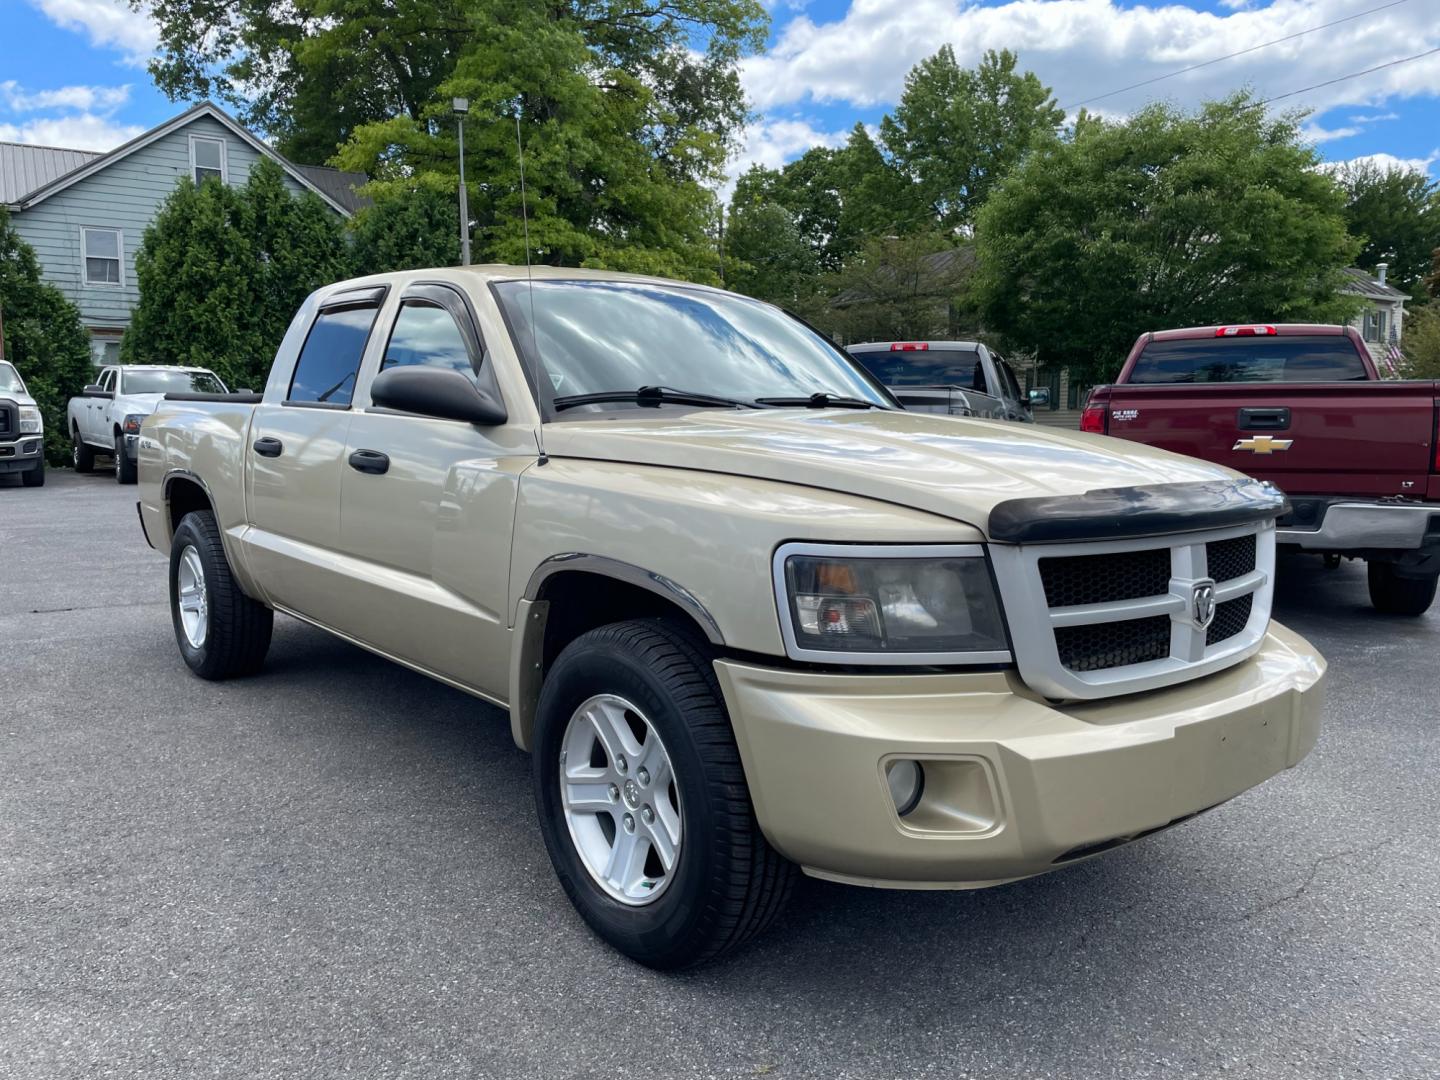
[1367,561,1438,616]
[114,434,137,484]
[532,619,794,969]
[169,510,273,678]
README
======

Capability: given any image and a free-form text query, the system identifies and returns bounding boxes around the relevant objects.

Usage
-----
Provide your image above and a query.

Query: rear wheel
[73,429,95,473]
[532,619,794,969]
[114,433,137,484]
[169,510,273,678]
[21,457,45,487]
[1367,561,1438,616]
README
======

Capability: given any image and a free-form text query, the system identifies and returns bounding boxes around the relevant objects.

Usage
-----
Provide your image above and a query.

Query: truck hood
[541,409,1239,536]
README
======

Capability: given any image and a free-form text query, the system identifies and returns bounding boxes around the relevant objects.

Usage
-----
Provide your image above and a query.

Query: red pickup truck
[1083,324,1440,615]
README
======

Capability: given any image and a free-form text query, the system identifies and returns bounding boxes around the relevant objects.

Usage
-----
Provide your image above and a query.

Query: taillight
[889,342,929,351]
[1215,325,1276,336]
[1080,402,1107,434]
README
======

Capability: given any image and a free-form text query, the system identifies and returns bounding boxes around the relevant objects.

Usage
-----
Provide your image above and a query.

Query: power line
[1062,0,1414,111]
[1256,44,1440,106]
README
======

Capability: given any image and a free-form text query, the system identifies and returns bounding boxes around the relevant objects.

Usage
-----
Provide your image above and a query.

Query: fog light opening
[886,759,925,817]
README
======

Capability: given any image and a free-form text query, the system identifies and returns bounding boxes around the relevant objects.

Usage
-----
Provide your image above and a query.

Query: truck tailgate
[1101,381,1439,498]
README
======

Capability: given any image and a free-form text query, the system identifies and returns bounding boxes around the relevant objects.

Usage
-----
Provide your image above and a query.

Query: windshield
[120,369,227,395]
[0,362,24,395]
[493,279,891,411]
[1130,336,1369,383]
[850,348,986,390]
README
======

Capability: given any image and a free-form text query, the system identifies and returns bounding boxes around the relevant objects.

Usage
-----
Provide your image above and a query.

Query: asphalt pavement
[2,469,1436,1079]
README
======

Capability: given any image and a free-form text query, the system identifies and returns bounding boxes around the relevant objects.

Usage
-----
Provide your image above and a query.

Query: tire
[169,510,273,679]
[114,433,137,484]
[532,618,794,969]
[1367,561,1438,616]
[21,457,45,487]
[73,428,95,473]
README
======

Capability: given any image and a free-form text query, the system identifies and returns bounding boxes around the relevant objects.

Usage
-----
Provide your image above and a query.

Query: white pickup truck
[69,365,228,483]
[0,359,46,487]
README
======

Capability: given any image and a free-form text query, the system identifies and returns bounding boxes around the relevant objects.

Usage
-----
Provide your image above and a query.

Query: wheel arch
[508,557,725,752]
[162,471,217,546]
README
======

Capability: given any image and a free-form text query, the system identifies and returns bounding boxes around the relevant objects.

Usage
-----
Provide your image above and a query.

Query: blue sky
[4,0,1438,185]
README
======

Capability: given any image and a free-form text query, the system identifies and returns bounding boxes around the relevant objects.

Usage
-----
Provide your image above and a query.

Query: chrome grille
[990,521,1275,700]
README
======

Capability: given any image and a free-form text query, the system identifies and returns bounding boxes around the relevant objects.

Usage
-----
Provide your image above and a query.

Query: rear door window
[851,348,984,389]
[288,304,382,406]
[1130,336,1369,383]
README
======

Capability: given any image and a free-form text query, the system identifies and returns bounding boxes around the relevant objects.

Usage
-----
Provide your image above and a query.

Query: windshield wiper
[754,393,884,410]
[552,386,756,412]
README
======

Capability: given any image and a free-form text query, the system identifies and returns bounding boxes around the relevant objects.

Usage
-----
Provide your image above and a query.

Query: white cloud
[1349,111,1399,124]
[0,114,145,150]
[1300,121,1360,144]
[722,117,850,195]
[0,81,132,113]
[1320,150,1439,177]
[742,0,1440,119]
[27,0,159,65]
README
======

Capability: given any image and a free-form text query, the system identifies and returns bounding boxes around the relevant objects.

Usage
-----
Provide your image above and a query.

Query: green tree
[350,183,461,274]
[0,208,94,463]
[880,47,1062,230]
[814,233,972,344]
[724,201,820,306]
[124,161,349,390]
[974,95,1361,384]
[1400,303,1440,377]
[139,0,766,280]
[1334,160,1440,300]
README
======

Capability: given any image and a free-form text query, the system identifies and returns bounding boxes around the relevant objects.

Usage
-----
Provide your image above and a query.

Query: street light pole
[453,97,471,266]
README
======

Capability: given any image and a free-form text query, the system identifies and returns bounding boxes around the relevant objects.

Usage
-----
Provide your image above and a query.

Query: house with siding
[1339,264,1408,375]
[0,102,367,366]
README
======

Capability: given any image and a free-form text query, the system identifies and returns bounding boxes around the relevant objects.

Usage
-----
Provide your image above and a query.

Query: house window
[81,227,123,286]
[89,335,122,367]
[190,135,226,184]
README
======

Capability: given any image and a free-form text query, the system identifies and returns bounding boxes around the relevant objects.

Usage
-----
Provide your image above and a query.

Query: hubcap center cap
[622,779,641,808]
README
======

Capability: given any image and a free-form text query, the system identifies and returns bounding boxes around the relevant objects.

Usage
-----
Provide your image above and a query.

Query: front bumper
[0,436,44,473]
[716,621,1324,889]
[1278,500,1440,552]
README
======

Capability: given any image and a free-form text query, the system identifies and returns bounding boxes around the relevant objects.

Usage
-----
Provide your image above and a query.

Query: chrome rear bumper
[1277,502,1439,551]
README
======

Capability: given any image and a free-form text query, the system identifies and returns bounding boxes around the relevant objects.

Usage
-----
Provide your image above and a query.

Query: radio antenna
[514,105,540,372]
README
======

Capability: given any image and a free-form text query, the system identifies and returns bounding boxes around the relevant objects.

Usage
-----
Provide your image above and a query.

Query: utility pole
[453,97,471,266]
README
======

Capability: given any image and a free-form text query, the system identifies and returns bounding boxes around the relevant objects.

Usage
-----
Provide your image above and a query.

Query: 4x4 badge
[1233,436,1294,454]
[1191,580,1217,629]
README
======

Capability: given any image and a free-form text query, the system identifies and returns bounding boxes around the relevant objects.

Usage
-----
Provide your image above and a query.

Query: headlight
[123,413,146,435]
[774,543,1009,663]
[19,406,42,434]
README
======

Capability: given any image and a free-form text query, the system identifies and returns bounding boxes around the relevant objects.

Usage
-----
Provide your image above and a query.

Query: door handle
[252,436,284,457]
[348,449,390,475]
[1237,407,1290,430]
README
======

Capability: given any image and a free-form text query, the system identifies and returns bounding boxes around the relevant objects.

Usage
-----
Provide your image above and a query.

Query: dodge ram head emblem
[1233,436,1294,454]
[1191,580,1217,629]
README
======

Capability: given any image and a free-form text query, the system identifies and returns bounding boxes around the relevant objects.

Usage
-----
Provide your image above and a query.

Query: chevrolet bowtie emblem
[1233,435,1294,454]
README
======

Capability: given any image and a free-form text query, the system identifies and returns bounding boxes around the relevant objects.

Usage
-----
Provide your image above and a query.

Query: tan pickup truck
[137,267,1326,968]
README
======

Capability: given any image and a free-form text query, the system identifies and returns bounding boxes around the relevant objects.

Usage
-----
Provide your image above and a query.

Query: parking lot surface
[2,470,1437,1079]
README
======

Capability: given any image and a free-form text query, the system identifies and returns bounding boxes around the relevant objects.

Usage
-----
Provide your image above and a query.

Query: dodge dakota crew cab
[69,364,228,483]
[137,268,1326,968]
[1084,324,1440,615]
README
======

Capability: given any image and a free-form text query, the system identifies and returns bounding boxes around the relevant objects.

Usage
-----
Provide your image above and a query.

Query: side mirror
[370,366,507,426]
[1027,388,1050,407]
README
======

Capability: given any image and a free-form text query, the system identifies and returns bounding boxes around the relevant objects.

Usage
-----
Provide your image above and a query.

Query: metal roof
[0,142,101,204]
[292,165,372,214]
[1339,267,1408,301]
